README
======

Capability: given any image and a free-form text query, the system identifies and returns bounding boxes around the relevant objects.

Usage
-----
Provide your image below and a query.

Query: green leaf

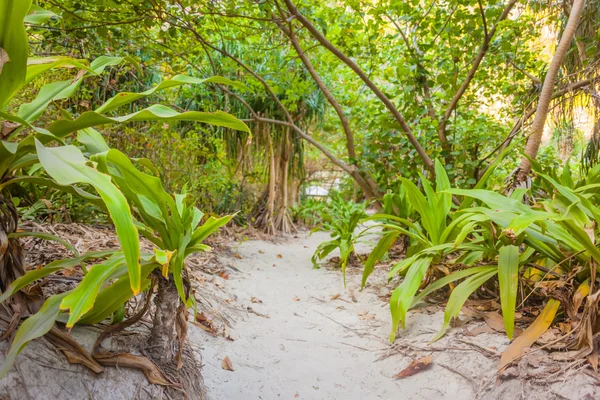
[78,261,158,325]
[60,254,126,328]
[188,215,233,250]
[0,293,67,378]
[0,251,115,304]
[18,79,82,122]
[0,0,32,109]
[8,231,79,256]
[401,178,439,243]
[95,75,249,114]
[47,105,250,138]
[0,176,105,209]
[24,5,57,24]
[412,266,496,306]
[89,55,140,75]
[35,141,141,294]
[77,128,110,155]
[362,230,399,288]
[389,256,433,340]
[25,57,93,85]
[498,245,519,339]
[432,267,497,341]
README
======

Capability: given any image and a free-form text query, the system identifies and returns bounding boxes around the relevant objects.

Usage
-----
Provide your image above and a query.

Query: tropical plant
[291,197,327,227]
[310,194,368,282]
[0,1,247,376]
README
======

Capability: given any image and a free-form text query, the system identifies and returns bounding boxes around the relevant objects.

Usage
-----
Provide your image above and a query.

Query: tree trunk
[514,0,585,184]
[149,275,180,364]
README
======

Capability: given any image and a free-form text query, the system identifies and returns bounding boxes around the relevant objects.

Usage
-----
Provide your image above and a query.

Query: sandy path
[192,231,600,400]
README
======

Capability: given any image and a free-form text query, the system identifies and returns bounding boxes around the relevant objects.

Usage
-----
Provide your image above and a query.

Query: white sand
[196,230,600,400]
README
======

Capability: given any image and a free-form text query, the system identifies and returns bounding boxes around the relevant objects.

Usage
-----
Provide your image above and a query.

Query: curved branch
[283,0,434,173]
[275,12,357,160]
[438,0,517,145]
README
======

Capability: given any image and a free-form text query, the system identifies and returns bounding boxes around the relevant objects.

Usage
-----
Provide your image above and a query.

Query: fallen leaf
[233,253,243,259]
[258,250,265,254]
[499,299,560,372]
[330,293,341,301]
[277,254,283,259]
[94,352,176,386]
[46,327,103,374]
[251,297,263,304]
[394,356,433,379]
[293,296,301,302]
[222,356,234,371]
[218,271,230,280]
[465,325,495,336]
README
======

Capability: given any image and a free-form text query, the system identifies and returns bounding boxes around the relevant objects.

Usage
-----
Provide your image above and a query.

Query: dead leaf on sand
[218,271,230,280]
[394,356,433,379]
[293,296,301,302]
[277,254,283,259]
[258,250,265,254]
[330,293,341,301]
[251,296,263,303]
[222,356,234,371]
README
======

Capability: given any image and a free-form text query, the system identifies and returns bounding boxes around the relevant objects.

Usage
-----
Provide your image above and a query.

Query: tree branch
[438,0,517,146]
[283,0,435,174]
[274,6,357,160]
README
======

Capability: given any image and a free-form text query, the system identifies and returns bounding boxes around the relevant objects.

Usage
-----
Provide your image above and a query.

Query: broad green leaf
[24,5,57,24]
[448,189,530,214]
[35,141,141,294]
[412,266,496,306]
[459,145,513,210]
[0,0,32,109]
[95,75,249,114]
[311,239,339,268]
[0,140,18,177]
[432,267,497,341]
[89,55,140,75]
[18,79,82,122]
[60,254,126,328]
[434,159,452,217]
[78,128,110,154]
[78,261,158,325]
[402,178,439,244]
[25,57,93,85]
[92,149,179,247]
[189,215,233,249]
[0,293,67,378]
[498,245,519,339]
[9,231,79,256]
[389,256,433,340]
[0,250,116,304]
[0,176,104,209]
[362,230,399,288]
[47,105,250,138]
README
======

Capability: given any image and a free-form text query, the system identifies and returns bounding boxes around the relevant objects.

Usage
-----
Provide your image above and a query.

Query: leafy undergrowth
[310,160,600,380]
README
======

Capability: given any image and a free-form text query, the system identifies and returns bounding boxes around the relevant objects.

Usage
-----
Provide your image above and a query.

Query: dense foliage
[1,0,600,383]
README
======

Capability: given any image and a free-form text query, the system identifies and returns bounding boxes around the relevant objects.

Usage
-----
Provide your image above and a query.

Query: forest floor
[196,229,600,400]
[2,225,600,399]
